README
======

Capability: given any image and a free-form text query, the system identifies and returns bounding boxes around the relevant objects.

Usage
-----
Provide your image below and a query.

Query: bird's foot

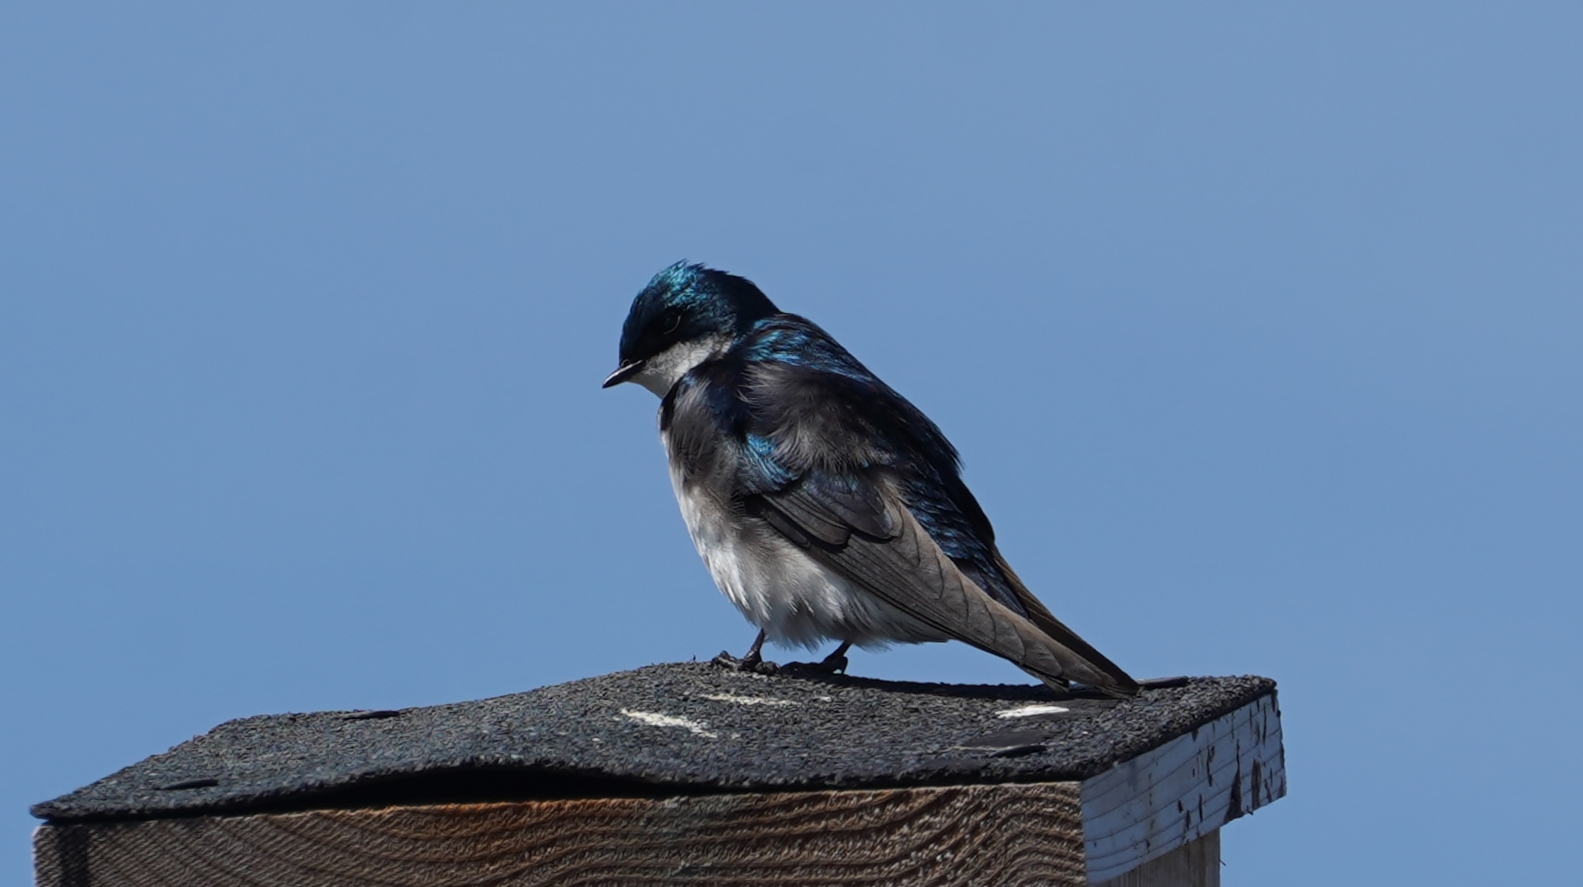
[782,642,851,675]
[710,650,779,675]
[710,630,778,675]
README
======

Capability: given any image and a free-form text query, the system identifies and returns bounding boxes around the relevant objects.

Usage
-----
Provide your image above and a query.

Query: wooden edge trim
[1080,692,1285,883]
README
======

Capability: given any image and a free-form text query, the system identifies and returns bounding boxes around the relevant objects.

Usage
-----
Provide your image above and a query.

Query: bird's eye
[661,311,682,334]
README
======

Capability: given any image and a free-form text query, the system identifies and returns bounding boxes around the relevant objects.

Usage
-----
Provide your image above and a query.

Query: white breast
[665,451,947,651]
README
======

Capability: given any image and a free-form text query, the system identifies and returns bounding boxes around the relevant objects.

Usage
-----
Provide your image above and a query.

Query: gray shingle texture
[33,662,1275,823]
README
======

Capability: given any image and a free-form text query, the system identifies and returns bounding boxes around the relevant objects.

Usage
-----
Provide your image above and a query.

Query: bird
[602,261,1139,697]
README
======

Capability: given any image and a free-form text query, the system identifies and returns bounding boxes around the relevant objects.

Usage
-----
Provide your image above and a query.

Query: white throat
[630,333,733,397]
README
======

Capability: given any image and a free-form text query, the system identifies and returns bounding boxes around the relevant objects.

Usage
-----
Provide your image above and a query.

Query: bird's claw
[710,650,779,675]
[782,646,850,675]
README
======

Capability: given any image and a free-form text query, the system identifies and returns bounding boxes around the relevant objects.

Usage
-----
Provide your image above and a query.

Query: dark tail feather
[991,550,1140,697]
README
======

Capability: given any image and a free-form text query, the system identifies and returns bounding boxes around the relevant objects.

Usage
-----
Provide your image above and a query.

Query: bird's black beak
[602,359,644,388]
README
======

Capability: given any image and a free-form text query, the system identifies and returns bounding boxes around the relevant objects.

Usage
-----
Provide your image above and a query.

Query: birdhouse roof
[33,662,1275,823]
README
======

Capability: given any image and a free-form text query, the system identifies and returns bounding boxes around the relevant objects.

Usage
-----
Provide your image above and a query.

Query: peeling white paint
[618,709,718,738]
[701,693,796,707]
[996,704,1071,718]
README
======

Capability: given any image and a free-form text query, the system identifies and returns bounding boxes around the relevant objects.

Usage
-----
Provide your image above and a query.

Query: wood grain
[1080,693,1283,883]
[35,783,1088,887]
[1091,831,1217,887]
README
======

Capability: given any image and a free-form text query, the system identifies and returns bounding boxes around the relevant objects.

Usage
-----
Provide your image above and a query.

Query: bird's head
[602,261,778,396]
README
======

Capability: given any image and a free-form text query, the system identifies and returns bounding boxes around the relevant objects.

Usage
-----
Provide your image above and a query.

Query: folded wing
[749,469,1139,696]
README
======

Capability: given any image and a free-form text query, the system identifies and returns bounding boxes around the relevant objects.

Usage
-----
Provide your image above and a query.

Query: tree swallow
[603,262,1139,696]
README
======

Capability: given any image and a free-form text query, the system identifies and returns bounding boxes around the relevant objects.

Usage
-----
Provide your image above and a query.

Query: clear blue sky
[3,4,1579,885]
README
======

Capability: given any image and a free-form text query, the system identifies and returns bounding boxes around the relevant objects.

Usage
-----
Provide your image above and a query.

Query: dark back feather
[679,314,1031,616]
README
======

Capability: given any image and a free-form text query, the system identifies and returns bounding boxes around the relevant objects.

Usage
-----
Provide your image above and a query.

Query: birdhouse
[33,663,1284,886]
